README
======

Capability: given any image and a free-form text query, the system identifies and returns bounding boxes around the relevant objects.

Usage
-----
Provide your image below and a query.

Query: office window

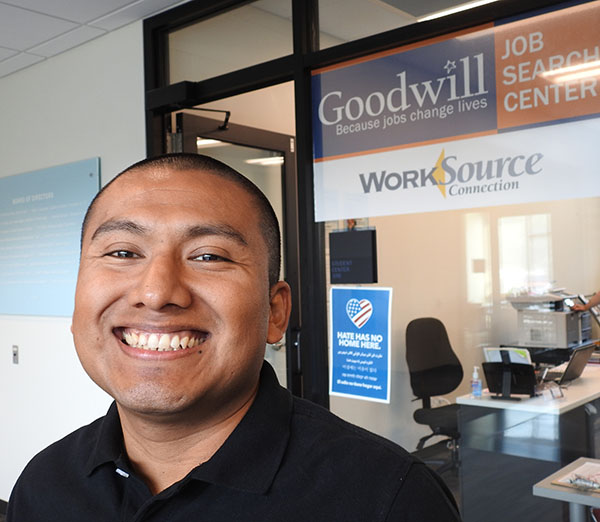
[465,212,492,305]
[498,214,553,295]
[168,0,292,84]
[318,0,493,49]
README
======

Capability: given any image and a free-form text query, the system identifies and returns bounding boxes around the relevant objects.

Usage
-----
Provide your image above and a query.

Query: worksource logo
[358,149,544,198]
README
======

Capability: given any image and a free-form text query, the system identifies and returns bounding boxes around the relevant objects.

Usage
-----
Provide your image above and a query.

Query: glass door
[172,112,301,392]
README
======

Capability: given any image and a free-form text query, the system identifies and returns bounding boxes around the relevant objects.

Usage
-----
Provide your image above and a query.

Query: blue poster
[0,158,100,316]
[330,286,392,403]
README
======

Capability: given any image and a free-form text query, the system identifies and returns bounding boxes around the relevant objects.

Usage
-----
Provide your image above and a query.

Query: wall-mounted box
[329,229,377,284]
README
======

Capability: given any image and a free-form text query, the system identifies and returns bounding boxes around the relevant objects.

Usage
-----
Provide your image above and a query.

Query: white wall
[0,22,147,501]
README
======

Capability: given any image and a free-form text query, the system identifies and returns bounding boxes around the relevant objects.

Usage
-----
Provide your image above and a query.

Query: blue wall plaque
[0,158,100,316]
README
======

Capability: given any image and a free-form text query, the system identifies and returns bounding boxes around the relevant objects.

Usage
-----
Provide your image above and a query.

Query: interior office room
[1,0,600,520]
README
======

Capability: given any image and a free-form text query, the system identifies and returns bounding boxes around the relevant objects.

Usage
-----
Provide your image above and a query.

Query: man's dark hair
[81,153,281,287]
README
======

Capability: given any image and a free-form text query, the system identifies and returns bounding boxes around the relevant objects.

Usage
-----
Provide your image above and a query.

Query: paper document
[553,462,600,491]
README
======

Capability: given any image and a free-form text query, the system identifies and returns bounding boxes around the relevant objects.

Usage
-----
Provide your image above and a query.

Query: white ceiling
[0,0,193,78]
[0,0,483,80]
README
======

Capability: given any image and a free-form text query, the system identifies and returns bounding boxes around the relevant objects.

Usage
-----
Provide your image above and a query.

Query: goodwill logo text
[317,53,489,136]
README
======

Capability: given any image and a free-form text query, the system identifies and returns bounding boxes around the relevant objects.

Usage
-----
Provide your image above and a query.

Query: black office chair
[405,317,463,474]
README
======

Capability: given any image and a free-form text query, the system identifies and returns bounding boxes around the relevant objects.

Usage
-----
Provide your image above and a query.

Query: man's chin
[113,385,195,419]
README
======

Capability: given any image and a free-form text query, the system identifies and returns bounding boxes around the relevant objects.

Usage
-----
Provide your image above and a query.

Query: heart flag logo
[346,298,373,329]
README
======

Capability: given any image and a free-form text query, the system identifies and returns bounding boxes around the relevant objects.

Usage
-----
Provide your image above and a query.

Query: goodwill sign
[312,1,600,221]
[330,287,392,402]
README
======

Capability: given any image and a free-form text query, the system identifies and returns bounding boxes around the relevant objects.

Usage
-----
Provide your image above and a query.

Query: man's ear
[267,281,292,344]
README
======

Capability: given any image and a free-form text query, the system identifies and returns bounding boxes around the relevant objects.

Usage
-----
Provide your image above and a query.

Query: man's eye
[193,253,227,262]
[107,250,139,259]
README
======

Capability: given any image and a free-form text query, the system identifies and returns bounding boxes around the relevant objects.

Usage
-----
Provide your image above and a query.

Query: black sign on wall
[329,229,378,284]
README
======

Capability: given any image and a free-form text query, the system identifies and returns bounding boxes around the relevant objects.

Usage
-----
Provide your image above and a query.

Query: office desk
[457,366,600,522]
[533,457,600,522]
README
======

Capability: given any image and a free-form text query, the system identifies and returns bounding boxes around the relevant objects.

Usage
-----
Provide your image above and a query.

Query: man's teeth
[122,331,202,351]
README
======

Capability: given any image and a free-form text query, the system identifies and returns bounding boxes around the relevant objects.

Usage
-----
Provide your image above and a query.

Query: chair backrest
[405,317,463,399]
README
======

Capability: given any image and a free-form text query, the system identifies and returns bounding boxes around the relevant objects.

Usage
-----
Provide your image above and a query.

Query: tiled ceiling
[0,0,491,80]
[0,0,193,78]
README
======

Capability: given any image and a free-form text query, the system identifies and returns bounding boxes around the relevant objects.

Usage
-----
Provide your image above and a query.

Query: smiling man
[7,154,461,521]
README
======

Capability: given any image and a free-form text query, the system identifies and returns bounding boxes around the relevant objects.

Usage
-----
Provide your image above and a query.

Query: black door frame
[143,0,574,407]
[175,112,303,393]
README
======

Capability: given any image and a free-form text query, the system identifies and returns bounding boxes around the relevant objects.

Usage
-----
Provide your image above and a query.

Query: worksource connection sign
[330,287,392,402]
[0,159,100,316]
[312,1,600,221]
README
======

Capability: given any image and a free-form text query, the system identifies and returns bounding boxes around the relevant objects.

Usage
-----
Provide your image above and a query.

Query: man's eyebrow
[185,224,248,246]
[90,219,148,241]
[89,220,248,246]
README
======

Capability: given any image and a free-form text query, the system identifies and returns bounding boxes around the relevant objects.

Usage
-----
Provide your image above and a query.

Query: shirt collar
[188,362,292,494]
[84,401,125,476]
[85,362,292,495]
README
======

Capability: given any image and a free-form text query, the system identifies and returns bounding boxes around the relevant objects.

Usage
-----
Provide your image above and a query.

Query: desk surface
[457,365,600,415]
[533,457,600,508]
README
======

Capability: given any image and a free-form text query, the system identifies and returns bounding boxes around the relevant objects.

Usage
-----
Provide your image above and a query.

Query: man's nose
[129,255,192,310]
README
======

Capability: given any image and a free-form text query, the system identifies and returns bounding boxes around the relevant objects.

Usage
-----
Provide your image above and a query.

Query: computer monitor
[544,344,595,384]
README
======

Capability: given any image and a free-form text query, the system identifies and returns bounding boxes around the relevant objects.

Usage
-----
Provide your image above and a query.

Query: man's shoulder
[290,395,415,472]
[7,412,119,522]
[281,396,461,520]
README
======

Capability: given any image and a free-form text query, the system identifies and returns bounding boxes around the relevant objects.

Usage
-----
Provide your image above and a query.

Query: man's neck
[117,391,257,495]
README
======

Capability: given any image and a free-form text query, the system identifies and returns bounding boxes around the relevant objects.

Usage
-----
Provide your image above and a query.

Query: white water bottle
[471,366,482,398]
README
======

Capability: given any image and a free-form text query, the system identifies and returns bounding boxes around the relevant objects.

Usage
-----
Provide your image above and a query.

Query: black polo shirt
[7,363,461,521]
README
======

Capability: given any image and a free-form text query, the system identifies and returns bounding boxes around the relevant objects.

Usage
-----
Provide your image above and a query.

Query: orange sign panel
[495,1,600,129]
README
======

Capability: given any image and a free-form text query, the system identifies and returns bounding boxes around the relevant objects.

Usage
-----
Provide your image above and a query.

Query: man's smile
[114,327,209,352]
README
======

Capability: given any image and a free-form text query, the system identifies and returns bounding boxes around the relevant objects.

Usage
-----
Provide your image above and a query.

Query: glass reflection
[465,212,492,305]
[498,214,553,296]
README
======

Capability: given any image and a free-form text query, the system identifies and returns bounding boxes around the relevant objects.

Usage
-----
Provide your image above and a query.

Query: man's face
[72,167,290,421]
